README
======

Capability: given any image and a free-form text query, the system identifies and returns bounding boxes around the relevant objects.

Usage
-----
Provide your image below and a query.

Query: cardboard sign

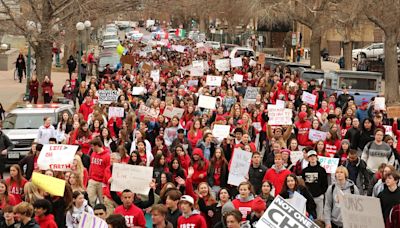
[215,59,230,72]
[132,87,146,95]
[374,97,385,110]
[198,95,217,110]
[308,129,327,141]
[230,57,243,68]
[340,194,385,228]
[150,70,160,83]
[302,91,317,106]
[318,157,339,174]
[206,75,223,86]
[256,196,319,228]
[212,125,231,139]
[138,105,159,118]
[163,106,185,119]
[290,151,304,164]
[258,53,265,65]
[142,63,152,72]
[120,55,135,65]
[111,163,153,195]
[108,107,124,118]
[233,74,243,83]
[268,107,293,125]
[32,172,66,196]
[79,212,108,228]
[187,80,198,87]
[228,149,252,186]
[97,90,119,104]
[387,106,400,118]
[37,145,78,171]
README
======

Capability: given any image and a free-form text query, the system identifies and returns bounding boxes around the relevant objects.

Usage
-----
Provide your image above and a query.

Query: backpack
[331,183,355,210]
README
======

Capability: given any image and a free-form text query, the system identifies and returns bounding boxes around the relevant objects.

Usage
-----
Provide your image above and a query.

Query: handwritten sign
[138,105,159,118]
[257,196,319,228]
[374,97,385,110]
[32,172,66,196]
[340,194,385,228]
[163,106,185,119]
[190,66,204,77]
[318,157,339,174]
[187,80,198,87]
[383,125,393,137]
[233,74,243,83]
[252,122,262,131]
[268,107,293,125]
[302,91,317,106]
[171,45,185,53]
[132,87,146,95]
[230,57,242,68]
[308,129,327,141]
[244,87,259,104]
[206,75,223,86]
[108,107,124,118]
[37,145,78,171]
[249,59,257,66]
[290,151,304,164]
[79,212,108,228]
[228,149,252,186]
[215,59,230,72]
[212,125,231,139]
[97,90,119,104]
[111,163,153,195]
[150,70,160,83]
[387,106,400,118]
[198,95,216,110]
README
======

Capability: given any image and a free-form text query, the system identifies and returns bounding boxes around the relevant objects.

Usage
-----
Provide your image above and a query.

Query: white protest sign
[172,45,185,53]
[187,80,198,87]
[256,196,319,228]
[150,70,160,83]
[97,90,119,104]
[308,129,327,141]
[302,91,317,106]
[206,75,223,86]
[233,74,243,83]
[79,212,108,228]
[276,99,285,109]
[318,156,339,174]
[252,122,262,131]
[215,59,230,72]
[192,60,204,68]
[37,145,78,171]
[375,97,386,110]
[212,125,230,139]
[108,107,124,118]
[228,149,252,186]
[111,163,153,195]
[163,106,185,119]
[196,42,205,48]
[132,87,146,95]
[190,66,204,76]
[383,125,393,137]
[138,105,159,118]
[198,95,216,110]
[268,107,293,125]
[249,59,257,66]
[340,194,385,228]
[290,151,304,164]
[244,87,259,103]
[286,191,307,215]
[230,57,243,68]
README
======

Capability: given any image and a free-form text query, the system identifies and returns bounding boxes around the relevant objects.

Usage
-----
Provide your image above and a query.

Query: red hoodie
[35,214,58,228]
[177,212,207,228]
[114,204,146,227]
[178,154,191,171]
[232,195,255,220]
[79,102,93,121]
[324,139,341,158]
[295,120,313,146]
[263,166,291,196]
[107,117,123,139]
[89,148,111,182]
[191,149,209,185]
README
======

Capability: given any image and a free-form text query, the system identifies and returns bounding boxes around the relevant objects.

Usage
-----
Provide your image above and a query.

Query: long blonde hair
[73,155,85,178]
[69,172,85,191]
[24,182,43,204]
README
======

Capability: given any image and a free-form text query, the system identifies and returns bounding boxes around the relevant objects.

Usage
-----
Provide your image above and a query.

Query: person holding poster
[66,191,94,228]
[324,166,360,228]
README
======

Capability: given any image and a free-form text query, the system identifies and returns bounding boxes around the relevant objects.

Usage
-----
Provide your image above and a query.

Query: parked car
[204,41,221,49]
[100,39,120,49]
[263,56,285,71]
[351,43,398,60]
[279,62,311,73]
[323,70,382,105]
[2,104,75,164]
[102,32,118,41]
[229,46,255,59]
[298,68,325,82]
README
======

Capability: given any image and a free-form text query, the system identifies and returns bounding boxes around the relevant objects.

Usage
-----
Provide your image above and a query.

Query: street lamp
[84,20,91,76]
[76,22,85,82]
[24,20,35,101]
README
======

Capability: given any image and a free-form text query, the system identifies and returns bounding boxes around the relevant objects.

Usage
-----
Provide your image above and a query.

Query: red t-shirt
[114,204,146,227]
[5,178,28,203]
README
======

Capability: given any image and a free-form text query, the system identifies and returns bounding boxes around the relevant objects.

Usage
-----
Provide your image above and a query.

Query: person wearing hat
[336,85,354,109]
[247,197,266,227]
[295,111,314,147]
[321,114,338,132]
[177,195,207,228]
[266,124,293,149]
[301,150,328,220]
[356,99,369,123]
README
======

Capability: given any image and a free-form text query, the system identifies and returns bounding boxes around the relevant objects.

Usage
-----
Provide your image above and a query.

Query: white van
[229,46,255,59]
[102,32,118,41]
[205,41,221,49]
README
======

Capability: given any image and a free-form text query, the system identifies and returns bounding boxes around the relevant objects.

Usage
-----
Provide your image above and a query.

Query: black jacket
[208,161,228,188]
[19,218,40,228]
[166,208,181,228]
[18,155,35,180]
[344,127,360,149]
[301,162,328,197]
[248,164,267,194]
[67,56,77,72]
[280,185,317,219]
[198,199,223,227]
[344,158,373,195]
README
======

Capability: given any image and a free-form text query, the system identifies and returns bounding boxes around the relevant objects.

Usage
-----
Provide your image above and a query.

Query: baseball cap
[307,150,318,157]
[179,195,194,205]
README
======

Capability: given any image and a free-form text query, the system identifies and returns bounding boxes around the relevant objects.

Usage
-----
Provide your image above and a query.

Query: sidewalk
[0,70,68,111]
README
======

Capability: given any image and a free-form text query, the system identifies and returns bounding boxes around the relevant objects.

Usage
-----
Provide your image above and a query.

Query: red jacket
[89,149,110,182]
[178,154,191,171]
[232,196,254,220]
[295,120,313,146]
[393,121,400,153]
[263,166,291,196]
[29,80,39,97]
[79,102,94,121]
[188,130,203,148]
[177,213,207,228]
[35,214,58,228]
[114,204,146,228]
[191,149,209,185]
[107,118,123,139]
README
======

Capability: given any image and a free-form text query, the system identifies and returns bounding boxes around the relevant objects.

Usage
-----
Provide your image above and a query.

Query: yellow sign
[32,172,66,196]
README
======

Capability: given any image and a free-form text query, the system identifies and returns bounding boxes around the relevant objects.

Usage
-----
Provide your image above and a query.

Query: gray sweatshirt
[324,180,360,227]
[361,141,394,173]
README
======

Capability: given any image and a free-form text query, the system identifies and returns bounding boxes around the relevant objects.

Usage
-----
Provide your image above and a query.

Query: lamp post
[24,21,35,101]
[76,22,85,83]
[84,20,91,76]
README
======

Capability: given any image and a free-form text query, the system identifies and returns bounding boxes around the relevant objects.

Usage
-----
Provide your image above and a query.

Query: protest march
[1,26,400,228]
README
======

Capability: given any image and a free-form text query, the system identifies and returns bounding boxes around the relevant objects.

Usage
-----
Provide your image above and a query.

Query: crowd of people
[1,31,400,228]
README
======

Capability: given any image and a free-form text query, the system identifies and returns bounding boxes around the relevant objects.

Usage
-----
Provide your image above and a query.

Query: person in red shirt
[79,96,94,121]
[114,189,146,228]
[263,153,291,196]
[295,111,314,146]
[191,149,209,186]
[0,180,16,210]
[177,195,207,228]
[5,164,27,204]
[33,199,58,228]
[232,182,255,220]
[87,138,110,207]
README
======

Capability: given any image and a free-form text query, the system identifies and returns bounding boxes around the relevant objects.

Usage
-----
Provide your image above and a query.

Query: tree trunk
[343,41,353,70]
[310,29,322,69]
[384,31,400,104]
[199,16,206,33]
